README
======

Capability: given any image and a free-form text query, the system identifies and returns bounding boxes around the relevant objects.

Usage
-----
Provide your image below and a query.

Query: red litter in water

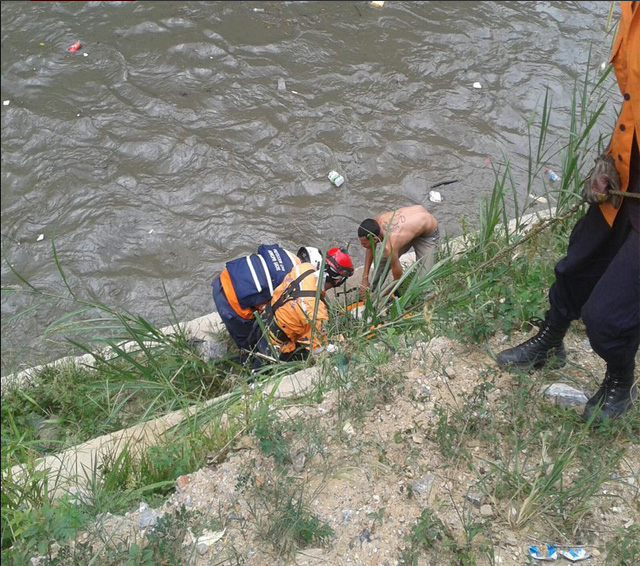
[67,41,81,53]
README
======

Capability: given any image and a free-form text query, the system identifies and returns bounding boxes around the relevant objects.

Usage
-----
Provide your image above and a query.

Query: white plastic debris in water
[149,229,154,234]
[429,190,442,203]
[36,234,45,242]
[371,1,385,7]
[277,78,286,92]
[328,170,345,187]
[3,100,10,106]
[600,61,607,71]
[559,548,593,562]
[83,53,88,57]
[473,82,482,89]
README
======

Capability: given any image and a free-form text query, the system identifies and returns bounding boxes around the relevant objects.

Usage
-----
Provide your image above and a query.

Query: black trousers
[548,200,639,372]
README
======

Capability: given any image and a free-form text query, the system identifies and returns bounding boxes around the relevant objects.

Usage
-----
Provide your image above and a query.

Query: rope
[610,189,640,198]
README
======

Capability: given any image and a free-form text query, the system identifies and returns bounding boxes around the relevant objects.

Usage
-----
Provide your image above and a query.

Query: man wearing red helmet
[249,246,354,364]
[358,205,439,295]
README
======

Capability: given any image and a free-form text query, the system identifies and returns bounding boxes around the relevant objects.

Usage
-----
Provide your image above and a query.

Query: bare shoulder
[376,205,436,236]
[400,205,432,216]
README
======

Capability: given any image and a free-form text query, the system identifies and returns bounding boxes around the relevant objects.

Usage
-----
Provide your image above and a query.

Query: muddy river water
[1,1,617,372]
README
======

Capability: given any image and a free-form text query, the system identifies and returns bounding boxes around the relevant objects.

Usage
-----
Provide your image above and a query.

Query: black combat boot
[496,318,569,370]
[582,366,637,422]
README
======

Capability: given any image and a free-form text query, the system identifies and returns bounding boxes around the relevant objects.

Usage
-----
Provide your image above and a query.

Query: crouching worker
[250,247,354,366]
[212,244,302,351]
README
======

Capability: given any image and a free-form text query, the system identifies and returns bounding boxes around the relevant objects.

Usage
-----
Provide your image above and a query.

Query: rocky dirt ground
[44,331,639,566]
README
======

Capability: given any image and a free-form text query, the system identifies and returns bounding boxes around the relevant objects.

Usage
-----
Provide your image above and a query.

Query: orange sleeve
[601,1,640,227]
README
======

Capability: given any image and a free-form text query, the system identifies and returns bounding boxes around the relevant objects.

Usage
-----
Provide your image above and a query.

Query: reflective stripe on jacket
[268,262,329,354]
[221,245,299,317]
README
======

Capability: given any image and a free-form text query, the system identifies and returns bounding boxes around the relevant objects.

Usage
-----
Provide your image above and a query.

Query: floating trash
[67,40,81,53]
[3,100,10,106]
[473,82,482,89]
[429,190,442,203]
[36,234,45,242]
[545,168,561,182]
[277,78,286,92]
[328,170,345,187]
[371,1,385,7]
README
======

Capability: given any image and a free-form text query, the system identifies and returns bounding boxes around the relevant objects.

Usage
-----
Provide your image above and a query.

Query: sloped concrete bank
[3,208,556,498]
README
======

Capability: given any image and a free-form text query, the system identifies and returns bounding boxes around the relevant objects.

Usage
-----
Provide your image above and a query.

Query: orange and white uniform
[266,262,329,354]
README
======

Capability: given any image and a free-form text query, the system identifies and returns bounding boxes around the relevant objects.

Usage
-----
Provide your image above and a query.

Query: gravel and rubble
[43,332,638,565]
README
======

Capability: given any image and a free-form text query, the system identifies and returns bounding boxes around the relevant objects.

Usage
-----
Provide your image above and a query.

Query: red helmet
[325,247,354,286]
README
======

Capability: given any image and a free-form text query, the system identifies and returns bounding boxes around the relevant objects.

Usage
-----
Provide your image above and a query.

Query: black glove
[582,154,622,209]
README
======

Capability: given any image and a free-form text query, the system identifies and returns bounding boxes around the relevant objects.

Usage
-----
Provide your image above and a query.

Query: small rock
[138,502,159,529]
[343,422,355,436]
[290,446,306,472]
[342,509,353,523]
[542,383,589,407]
[192,339,228,362]
[411,434,423,444]
[480,504,493,517]
[410,474,436,497]
[359,529,372,543]
[465,491,483,508]
[592,548,601,557]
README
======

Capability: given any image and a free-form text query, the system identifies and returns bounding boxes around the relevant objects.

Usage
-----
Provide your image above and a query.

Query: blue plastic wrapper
[559,548,592,562]
[528,544,558,560]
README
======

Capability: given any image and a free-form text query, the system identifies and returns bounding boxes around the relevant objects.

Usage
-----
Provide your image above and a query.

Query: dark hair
[358,218,381,239]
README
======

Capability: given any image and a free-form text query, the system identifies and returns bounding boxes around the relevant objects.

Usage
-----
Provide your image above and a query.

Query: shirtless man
[358,205,439,294]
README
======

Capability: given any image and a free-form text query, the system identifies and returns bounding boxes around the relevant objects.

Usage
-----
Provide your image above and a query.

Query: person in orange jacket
[497,1,639,423]
[250,247,354,364]
[211,244,303,350]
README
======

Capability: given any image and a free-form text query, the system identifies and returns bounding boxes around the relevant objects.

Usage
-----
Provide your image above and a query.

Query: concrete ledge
[8,364,322,499]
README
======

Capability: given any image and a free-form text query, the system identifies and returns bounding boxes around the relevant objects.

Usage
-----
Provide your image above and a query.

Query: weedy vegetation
[2,48,638,566]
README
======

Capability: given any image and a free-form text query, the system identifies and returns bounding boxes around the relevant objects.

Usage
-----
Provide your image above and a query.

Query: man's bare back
[375,205,438,254]
[358,205,439,294]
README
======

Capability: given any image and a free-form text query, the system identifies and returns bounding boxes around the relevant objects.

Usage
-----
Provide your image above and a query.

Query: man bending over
[358,204,439,294]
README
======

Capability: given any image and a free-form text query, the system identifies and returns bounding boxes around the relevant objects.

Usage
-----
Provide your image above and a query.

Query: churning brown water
[1,1,616,371]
